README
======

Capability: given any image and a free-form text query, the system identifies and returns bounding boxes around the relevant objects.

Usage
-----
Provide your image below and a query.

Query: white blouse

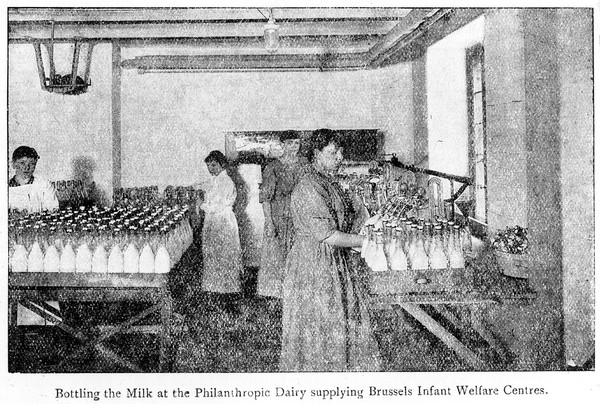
[199,170,237,214]
[9,177,59,213]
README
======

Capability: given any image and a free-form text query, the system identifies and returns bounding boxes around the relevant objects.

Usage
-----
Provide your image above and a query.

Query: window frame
[465,42,488,237]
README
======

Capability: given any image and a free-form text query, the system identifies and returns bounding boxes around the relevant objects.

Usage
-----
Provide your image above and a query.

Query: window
[465,43,488,229]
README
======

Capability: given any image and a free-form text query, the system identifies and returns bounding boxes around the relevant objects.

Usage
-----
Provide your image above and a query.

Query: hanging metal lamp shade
[32,35,95,95]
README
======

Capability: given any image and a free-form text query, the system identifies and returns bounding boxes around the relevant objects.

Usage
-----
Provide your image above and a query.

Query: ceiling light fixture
[263,9,279,53]
[32,21,95,95]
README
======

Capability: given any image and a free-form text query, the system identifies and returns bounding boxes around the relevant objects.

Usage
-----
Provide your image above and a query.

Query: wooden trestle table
[9,272,174,372]
[369,270,537,371]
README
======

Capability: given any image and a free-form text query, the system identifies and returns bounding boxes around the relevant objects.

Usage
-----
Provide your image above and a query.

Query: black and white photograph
[2,2,598,403]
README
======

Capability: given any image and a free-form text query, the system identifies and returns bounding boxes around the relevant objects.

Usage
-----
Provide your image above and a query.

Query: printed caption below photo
[54,384,549,401]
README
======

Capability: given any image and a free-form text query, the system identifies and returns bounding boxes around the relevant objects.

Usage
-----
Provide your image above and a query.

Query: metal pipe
[387,156,473,185]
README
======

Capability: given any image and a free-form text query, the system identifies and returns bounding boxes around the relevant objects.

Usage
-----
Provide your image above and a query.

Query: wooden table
[8,273,174,372]
[369,272,537,371]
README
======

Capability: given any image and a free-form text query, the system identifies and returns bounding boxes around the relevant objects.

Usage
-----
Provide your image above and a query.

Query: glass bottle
[11,229,29,273]
[154,229,171,274]
[389,229,408,271]
[28,225,45,273]
[449,225,466,270]
[92,228,109,274]
[364,225,378,267]
[43,227,61,273]
[428,226,449,271]
[370,231,388,272]
[75,228,93,273]
[384,223,398,266]
[139,229,155,274]
[406,223,418,268]
[53,226,65,252]
[59,229,77,273]
[108,227,125,273]
[123,228,140,273]
[410,225,429,271]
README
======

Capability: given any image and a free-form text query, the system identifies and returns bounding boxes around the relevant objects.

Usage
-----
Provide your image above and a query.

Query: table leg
[20,299,146,372]
[399,302,490,370]
[432,305,463,329]
[159,291,174,373]
[60,303,162,368]
[470,306,511,363]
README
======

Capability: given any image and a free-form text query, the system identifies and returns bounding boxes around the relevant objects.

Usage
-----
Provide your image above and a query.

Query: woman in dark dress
[258,132,301,299]
[280,129,381,372]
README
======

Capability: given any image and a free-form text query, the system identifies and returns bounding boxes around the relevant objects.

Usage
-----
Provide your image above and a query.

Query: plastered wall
[119,65,412,188]
[556,9,594,366]
[8,43,113,205]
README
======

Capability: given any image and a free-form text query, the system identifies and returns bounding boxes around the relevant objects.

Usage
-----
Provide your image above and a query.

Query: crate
[369,267,474,295]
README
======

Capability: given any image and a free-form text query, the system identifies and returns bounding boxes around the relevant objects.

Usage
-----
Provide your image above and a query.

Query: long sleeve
[291,178,337,242]
[200,172,237,214]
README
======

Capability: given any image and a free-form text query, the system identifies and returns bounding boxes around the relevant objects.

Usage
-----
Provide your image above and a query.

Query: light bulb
[264,16,279,53]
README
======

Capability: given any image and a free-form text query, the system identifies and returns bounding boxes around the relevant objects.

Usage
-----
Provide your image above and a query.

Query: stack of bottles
[51,179,93,208]
[361,217,473,272]
[113,186,161,207]
[8,204,194,274]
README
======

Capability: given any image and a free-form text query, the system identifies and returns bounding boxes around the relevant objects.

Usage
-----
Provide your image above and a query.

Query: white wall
[120,65,412,188]
[371,63,414,161]
[485,10,528,230]
[8,43,113,203]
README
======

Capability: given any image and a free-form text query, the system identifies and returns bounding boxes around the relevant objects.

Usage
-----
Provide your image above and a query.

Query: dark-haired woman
[198,151,243,311]
[280,129,381,372]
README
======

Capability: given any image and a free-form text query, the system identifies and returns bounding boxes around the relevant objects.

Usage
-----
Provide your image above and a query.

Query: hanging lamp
[32,21,95,95]
[263,9,279,53]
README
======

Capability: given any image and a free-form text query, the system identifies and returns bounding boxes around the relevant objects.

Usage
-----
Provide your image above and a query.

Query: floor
[9,238,476,373]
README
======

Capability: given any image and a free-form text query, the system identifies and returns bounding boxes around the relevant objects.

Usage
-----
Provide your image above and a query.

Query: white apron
[199,171,243,293]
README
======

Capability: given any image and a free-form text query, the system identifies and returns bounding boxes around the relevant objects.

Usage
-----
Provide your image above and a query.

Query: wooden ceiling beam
[121,53,370,72]
[9,20,397,41]
[9,7,411,23]
[366,8,438,61]
[370,8,485,67]
[118,36,376,55]
[132,35,375,49]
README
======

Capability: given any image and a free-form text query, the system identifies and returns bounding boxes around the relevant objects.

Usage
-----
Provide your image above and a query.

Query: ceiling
[8,7,456,71]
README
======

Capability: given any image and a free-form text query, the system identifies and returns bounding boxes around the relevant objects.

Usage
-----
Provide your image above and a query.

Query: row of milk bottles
[9,220,193,274]
[361,217,472,272]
